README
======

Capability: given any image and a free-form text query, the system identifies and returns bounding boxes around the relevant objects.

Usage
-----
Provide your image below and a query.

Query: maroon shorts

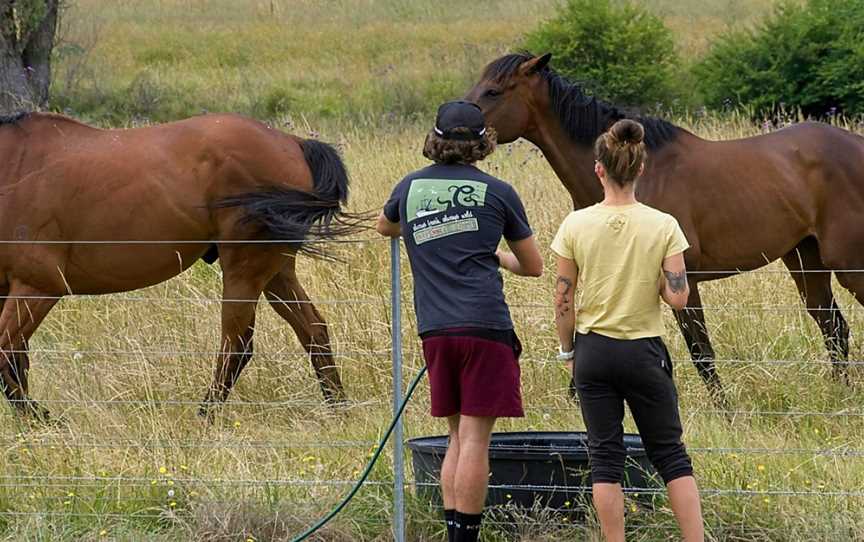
[421,328,524,418]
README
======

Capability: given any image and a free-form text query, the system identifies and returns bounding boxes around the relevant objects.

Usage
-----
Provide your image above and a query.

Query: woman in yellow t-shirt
[551,119,704,542]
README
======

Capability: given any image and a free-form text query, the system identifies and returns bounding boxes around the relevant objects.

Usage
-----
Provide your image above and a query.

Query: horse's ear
[519,53,552,76]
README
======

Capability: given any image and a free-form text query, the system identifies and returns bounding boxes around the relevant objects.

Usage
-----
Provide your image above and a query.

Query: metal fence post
[390,236,405,542]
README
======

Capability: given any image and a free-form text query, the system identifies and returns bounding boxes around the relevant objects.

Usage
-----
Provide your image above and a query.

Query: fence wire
[1,237,863,538]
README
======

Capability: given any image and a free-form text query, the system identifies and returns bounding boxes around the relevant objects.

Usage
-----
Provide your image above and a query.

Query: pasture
[3,0,864,540]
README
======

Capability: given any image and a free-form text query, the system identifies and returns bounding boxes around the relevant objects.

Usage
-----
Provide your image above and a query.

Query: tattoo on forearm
[556,300,571,319]
[555,276,573,296]
[664,270,687,293]
[555,276,574,319]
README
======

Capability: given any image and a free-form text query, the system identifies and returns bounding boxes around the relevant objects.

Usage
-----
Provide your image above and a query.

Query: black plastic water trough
[407,431,658,510]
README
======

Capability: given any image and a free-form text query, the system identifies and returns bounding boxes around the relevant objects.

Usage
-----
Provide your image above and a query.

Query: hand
[496,249,516,273]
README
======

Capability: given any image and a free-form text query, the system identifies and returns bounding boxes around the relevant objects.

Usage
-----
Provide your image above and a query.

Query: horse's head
[464,52,552,144]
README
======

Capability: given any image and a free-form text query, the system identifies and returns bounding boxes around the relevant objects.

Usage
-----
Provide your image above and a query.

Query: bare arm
[555,256,578,353]
[496,235,543,277]
[660,252,690,310]
[375,212,401,238]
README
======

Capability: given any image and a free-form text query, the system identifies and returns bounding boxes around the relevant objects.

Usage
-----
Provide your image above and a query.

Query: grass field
[53,0,776,123]
[4,0,864,540]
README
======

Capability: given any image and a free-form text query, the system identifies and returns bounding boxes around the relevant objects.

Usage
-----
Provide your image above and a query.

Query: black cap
[434,101,486,141]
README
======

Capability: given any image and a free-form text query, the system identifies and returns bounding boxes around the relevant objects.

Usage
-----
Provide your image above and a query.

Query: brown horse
[0,112,359,420]
[466,53,864,403]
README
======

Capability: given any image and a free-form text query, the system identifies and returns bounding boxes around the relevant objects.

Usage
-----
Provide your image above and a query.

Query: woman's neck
[601,183,638,206]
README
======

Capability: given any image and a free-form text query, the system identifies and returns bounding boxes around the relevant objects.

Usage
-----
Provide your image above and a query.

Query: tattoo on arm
[555,276,573,296]
[555,276,574,318]
[664,270,687,293]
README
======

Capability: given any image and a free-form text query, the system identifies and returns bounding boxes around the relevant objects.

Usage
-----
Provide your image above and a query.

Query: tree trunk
[0,0,59,115]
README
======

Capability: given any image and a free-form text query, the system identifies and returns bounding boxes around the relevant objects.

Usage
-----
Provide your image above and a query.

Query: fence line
[14,348,864,367]
[12,397,861,417]
[510,303,864,312]
[0,476,859,498]
[5,439,864,457]
[1,294,381,304]
[2,235,862,539]
[2,481,860,499]
[520,356,864,367]
[7,398,385,408]
[516,405,864,417]
[412,482,864,498]
[14,348,392,358]
[0,238,386,245]
[1,439,379,450]
[0,474,387,487]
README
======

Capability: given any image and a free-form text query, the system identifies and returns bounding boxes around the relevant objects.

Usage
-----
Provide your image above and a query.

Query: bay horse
[466,53,864,404]
[0,112,359,420]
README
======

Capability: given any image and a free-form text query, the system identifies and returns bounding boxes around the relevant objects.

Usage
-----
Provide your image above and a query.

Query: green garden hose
[290,365,428,542]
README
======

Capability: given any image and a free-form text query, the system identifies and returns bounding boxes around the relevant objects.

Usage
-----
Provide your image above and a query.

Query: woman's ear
[594,161,604,179]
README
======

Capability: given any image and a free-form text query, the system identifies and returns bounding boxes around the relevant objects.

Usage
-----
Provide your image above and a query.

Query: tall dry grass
[2,115,864,541]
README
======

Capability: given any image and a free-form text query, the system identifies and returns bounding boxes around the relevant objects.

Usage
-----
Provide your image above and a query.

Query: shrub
[523,0,679,108]
[694,0,864,118]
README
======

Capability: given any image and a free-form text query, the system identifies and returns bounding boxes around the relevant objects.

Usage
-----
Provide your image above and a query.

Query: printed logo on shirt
[606,214,627,232]
[406,179,487,245]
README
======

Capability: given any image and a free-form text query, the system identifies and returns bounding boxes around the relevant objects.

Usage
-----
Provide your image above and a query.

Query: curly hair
[422,127,498,165]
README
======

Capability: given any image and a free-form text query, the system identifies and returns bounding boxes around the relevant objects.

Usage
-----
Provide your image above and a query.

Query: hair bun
[609,119,645,146]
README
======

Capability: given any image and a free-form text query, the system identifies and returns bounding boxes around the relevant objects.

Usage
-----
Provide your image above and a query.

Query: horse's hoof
[197,402,218,423]
[11,399,52,423]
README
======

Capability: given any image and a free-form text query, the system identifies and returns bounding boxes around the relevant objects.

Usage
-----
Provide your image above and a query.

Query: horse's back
[0,113,313,295]
[647,121,864,272]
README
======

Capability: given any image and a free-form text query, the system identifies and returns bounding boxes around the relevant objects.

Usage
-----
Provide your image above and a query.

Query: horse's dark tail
[214,139,369,259]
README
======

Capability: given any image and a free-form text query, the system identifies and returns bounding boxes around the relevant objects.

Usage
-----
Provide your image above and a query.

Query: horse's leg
[672,282,727,407]
[199,248,284,419]
[0,283,57,419]
[782,237,850,383]
[264,264,346,403]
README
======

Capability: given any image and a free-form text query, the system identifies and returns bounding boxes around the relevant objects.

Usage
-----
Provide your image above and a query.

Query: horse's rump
[213,139,365,259]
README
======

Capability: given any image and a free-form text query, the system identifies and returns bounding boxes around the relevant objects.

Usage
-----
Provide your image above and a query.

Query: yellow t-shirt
[551,202,690,340]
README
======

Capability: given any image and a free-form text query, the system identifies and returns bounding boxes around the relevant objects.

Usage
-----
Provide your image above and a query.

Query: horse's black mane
[0,112,30,126]
[483,53,683,150]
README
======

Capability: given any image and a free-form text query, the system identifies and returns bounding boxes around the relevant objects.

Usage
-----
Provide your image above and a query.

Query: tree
[0,0,59,115]
[523,0,679,108]
[694,0,864,117]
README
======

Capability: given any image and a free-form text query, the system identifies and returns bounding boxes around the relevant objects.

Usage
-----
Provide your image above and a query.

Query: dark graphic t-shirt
[383,163,532,334]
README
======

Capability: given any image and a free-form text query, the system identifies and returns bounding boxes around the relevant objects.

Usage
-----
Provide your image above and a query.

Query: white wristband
[557,347,574,362]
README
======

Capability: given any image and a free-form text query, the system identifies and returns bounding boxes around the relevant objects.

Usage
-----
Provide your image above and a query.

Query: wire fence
[1,237,863,540]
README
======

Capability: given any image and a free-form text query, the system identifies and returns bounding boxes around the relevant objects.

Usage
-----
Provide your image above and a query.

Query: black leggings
[573,332,693,485]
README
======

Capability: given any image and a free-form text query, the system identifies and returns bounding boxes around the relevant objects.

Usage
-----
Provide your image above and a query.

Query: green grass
[53,0,777,123]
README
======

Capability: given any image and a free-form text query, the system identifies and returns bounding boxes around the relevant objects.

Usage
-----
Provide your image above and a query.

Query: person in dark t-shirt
[377,101,542,542]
